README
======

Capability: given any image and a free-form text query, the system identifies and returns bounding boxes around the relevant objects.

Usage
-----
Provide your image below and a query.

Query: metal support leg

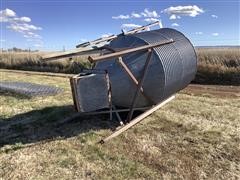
[126,49,153,122]
[99,95,175,143]
[113,105,124,126]
[117,56,155,105]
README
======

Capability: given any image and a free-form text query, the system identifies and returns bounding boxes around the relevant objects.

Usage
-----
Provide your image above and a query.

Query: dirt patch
[182,84,240,98]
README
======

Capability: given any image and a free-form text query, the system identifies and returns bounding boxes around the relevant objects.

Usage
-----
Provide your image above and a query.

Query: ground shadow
[0,105,120,147]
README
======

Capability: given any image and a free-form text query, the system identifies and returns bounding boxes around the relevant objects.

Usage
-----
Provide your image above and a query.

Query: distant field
[0,52,91,74]
[0,48,239,85]
[0,71,239,179]
[195,48,240,85]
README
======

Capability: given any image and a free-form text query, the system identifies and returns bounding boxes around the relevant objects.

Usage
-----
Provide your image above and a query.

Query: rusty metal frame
[69,74,81,112]
[101,45,155,105]
[70,70,112,113]
[75,21,160,48]
[126,49,153,122]
[42,21,162,62]
[66,40,176,143]
[100,95,175,143]
[88,39,174,63]
[116,56,155,105]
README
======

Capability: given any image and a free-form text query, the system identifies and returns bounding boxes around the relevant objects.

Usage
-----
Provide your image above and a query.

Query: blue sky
[0,0,239,50]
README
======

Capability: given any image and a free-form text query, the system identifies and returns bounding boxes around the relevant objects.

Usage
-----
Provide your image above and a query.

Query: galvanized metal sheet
[96,28,197,108]
[71,72,110,112]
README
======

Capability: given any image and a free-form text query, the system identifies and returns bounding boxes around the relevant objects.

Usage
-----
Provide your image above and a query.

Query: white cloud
[131,12,141,18]
[144,18,159,23]
[163,5,204,18]
[0,8,16,17]
[23,31,42,39]
[0,16,8,22]
[14,16,31,22]
[101,33,113,38]
[171,23,179,27]
[1,8,43,47]
[169,14,181,20]
[211,14,218,18]
[112,14,130,19]
[121,23,141,29]
[212,32,219,36]
[25,23,42,30]
[7,23,42,32]
[0,8,16,22]
[0,39,6,42]
[195,31,203,35]
[23,35,30,38]
[113,8,159,20]
[169,14,176,20]
[1,8,31,23]
[141,8,159,18]
[20,17,31,22]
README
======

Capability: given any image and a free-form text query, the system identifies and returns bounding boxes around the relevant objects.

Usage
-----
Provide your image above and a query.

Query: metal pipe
[88,39,174,63]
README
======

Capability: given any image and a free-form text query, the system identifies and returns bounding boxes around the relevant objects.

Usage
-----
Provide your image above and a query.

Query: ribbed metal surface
[74,73,110,112]
[96,28,197,108]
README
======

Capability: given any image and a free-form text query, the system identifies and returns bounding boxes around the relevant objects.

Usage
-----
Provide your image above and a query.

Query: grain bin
[42,25,198,141]
[94,28,197,108]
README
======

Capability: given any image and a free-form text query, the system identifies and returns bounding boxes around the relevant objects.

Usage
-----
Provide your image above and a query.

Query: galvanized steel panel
[96,28,197,108]
[71,73,110,112]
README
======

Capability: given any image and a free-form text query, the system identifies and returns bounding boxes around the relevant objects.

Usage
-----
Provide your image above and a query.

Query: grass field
[0,47,239,85]
[0,71,239,179]
[0,52,91,74]
[195,48,240,85]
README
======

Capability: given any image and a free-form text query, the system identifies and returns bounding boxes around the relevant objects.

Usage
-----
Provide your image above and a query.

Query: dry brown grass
[195,48,240,84]
[0,47,239,84]
[0,71,239,179]
[0,52,91,74]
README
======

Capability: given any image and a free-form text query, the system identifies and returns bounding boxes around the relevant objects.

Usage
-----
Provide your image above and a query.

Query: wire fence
[0,81,63,97]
